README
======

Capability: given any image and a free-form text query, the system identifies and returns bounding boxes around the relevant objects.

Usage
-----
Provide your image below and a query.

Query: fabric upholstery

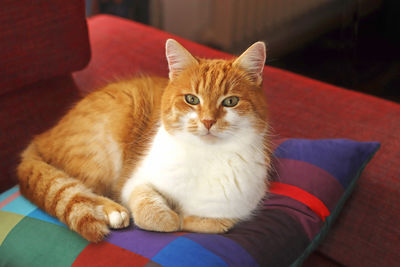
[0,76,81,192]
[302,252,341,267]
[72,15,230,93]
[0,0,90,95]
[0,0,90,191]
[72,15,400,266]
[0,138,379,267]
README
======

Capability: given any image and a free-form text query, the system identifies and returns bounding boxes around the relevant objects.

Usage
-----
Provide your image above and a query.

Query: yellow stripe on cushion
[0,211,24,245]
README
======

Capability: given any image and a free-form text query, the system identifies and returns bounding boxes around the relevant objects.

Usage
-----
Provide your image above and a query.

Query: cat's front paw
[182,216,237,233]
[105,209,130,229]
[128,183,180,232]
[134,208,180,232]
[98,197,130,229]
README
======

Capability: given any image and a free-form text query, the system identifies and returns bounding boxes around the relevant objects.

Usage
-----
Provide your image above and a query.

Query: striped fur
[17,40,271,242]
[18,77,166,242]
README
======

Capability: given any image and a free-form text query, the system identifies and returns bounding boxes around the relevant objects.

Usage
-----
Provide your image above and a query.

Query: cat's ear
[165,39,198,80]
[233,42,266,85]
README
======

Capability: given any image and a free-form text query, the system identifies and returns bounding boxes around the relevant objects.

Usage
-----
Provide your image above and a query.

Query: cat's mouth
[199,132,219,142]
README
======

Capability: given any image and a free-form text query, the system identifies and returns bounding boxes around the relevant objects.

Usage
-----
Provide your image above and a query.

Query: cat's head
[161,39,268,144]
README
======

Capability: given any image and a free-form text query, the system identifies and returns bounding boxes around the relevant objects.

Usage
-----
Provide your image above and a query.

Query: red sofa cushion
[73,15,400,266]
[0,0,90,95]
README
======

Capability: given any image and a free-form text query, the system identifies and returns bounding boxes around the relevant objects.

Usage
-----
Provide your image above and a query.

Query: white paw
[108,211,130,229]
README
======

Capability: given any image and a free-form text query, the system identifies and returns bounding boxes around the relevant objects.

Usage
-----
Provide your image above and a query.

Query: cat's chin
[199,133,220,143]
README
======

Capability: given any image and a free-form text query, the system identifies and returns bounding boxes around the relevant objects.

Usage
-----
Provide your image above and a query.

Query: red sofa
[1,1,399,266]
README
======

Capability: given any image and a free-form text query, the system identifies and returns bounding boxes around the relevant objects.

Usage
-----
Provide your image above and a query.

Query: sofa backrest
[0,0,91,95]
[0,0,90,192]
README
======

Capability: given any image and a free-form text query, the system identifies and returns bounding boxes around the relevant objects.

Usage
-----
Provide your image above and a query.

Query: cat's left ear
[165,39,199,80]
[233,42,266,85]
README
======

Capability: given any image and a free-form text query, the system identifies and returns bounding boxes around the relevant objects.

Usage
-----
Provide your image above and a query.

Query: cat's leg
[128,183,180,232]
[182,216,237,233]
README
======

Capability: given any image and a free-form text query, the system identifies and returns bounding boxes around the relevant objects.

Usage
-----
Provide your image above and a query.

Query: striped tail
[17,143,130,242]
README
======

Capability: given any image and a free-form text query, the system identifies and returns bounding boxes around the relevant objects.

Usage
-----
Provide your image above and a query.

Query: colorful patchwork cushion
[0,138,379,267]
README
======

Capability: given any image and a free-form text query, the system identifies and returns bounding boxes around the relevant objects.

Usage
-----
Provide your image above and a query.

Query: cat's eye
[222,96,239,107]
[185,94,200,105]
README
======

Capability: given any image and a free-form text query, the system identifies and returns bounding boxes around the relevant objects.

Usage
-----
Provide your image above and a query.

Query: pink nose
[202,119,216,130]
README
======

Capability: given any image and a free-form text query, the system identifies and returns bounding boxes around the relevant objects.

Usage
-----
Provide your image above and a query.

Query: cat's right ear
[165,39,198,80]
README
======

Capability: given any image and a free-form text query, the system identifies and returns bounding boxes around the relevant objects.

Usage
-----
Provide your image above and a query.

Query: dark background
[86,0,400,103]
[269,1,400,103]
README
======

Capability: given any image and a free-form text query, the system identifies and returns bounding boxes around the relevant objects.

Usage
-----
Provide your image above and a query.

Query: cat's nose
[202,119,216,130]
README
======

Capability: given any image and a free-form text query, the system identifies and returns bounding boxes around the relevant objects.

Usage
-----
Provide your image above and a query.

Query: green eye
[185,94,200,105]
[222,96,239,107]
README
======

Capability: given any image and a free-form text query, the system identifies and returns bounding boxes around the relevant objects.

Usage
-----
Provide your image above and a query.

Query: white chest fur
[122,126,268,219]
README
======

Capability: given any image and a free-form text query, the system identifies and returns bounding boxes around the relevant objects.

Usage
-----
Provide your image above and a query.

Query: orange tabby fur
[18,77,167,242]
[17,40,270,242]
[162,58,269,134]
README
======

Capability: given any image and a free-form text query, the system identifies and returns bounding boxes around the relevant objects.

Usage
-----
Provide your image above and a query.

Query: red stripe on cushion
[269,182,330,221]
[0,191,20,209]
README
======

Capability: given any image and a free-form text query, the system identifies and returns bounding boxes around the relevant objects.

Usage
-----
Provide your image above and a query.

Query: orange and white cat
[17,39,271,242]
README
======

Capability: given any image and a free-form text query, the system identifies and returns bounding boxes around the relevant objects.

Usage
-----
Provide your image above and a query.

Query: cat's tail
[17,143,129,242]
